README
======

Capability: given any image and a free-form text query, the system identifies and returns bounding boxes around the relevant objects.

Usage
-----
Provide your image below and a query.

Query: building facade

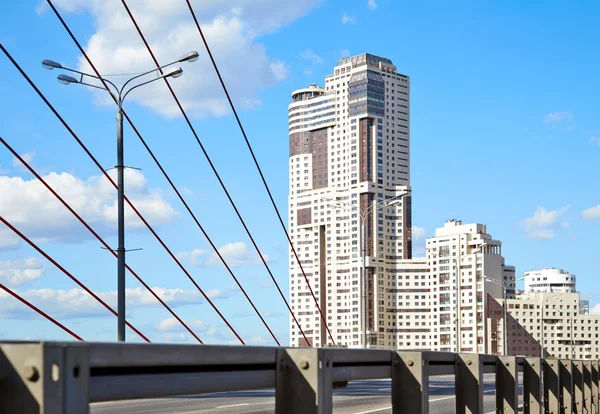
[523,267,577,293]
[426,220,516,353]
[490,292,600,359]
[288,53,412,347]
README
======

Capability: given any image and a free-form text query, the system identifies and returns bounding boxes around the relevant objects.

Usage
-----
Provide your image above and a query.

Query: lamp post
[43,52,198,342]
[325,190,409,348]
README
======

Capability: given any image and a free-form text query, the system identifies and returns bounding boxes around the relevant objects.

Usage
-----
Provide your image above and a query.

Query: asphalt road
[92,374,521,414]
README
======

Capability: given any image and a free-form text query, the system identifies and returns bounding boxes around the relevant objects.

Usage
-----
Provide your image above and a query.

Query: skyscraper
[288,53,411,348]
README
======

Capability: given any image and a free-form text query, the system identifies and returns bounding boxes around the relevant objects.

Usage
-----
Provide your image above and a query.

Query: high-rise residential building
[287,53,412,348]
[523,268,577,293]
[426,220,516,353]
[489,292,600,359]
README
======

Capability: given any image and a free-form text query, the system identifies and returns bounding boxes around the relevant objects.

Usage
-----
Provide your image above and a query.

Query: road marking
[351,387,496,413]
[352,407,392,414]
[215,403,250,409]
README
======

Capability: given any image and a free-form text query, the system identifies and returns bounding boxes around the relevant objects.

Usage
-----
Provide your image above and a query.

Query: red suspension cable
[1,137,204,344]
[0,43,244,345]
[44,0,274,345]
[0,283,83,341]
[0,215,150,342]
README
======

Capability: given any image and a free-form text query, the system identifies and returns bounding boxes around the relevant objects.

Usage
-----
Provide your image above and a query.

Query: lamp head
[57,74,79,85]
[42,59,63,70]
[164,67,183,79]
[179,51,199,63]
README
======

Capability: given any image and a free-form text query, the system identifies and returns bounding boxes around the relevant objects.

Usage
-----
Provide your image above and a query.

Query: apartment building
[288,53,412,348]
[490,292,600,359]
[426,219,516,353]
[523,267,577,293]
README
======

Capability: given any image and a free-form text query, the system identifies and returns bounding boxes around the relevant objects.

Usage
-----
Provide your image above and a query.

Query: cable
[0,283,83,341]
[44,1,279,346]
[1,44,244,345]
[0,215,150,342]
[184,1,333,345]
[1,138,202,344]
[119,0,314,345]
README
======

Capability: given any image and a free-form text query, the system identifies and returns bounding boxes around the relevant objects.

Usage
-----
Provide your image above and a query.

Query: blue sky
[0,0,599,345]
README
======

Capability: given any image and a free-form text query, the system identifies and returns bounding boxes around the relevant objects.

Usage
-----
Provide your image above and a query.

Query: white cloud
[543,111,573,125]
[341,13,356,24]
[368,0,378,10]
[46,0,320,118]
[0,227,21,251]
[157,317,207,333]
[298,48,323,66]
[0,169,176,244]
[0,286,223,319]
[520,205,570,240]
[162,332,187,341]
[156,317,224,343]
[175,248,205,266]
[304,68,313,76]
[583,205,600,219]
[247,336,272,345]
[206,241,269,267]
[527,229,556,240]
[591,304,600,315]
[560,222,570,229]
[12,152,35,172]
[412,226,426,241]
[178,242,269,267]
[590,137,600,147]
[520,205,570,230]
[0,257,44,287]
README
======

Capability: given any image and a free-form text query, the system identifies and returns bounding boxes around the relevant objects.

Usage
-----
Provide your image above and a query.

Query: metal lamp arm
[61,67,119,93]
[121,75,166,102]
[119,59,178,94]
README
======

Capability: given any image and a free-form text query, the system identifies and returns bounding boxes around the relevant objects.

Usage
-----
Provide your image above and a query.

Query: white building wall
[523,268,576,293]
[500,292,600,359]
[426,219,515,353]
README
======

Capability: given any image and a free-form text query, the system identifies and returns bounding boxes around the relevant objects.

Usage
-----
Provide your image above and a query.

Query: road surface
[92,374,522,413]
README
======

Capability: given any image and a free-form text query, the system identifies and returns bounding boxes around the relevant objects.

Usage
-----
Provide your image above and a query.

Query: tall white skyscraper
[288,53,411,347]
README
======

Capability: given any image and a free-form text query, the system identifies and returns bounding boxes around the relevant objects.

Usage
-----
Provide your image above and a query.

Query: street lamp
[324,190,410,348]
[43,52,198,342]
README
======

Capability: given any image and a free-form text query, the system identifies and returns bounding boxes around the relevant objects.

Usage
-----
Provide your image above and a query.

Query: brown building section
[366,267,375,336]
[403,195,412,259]
[360,193,375,256]
[289,131,311,157]
[311,127,328,189]
[359,118,373,182]
[487,294,543,356]
[296,208,312,226]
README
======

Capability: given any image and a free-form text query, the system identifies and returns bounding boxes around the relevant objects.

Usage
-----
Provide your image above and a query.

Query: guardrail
[1,341,599,413]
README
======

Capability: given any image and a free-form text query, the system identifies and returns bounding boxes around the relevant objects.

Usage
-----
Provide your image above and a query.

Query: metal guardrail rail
[0,341,599,413]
